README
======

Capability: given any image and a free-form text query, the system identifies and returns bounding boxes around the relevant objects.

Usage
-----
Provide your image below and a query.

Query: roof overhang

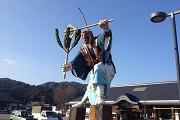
[66,94,139,106]
[139,100,180,105]
[113,94,138,105]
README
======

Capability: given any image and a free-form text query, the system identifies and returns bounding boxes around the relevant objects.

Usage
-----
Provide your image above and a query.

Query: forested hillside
[0,78,87,106]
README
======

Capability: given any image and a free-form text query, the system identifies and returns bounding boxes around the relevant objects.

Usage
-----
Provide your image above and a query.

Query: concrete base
[89,105,112,120]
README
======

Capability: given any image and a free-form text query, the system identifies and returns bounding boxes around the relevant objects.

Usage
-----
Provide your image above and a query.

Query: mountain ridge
[0,78,87,105]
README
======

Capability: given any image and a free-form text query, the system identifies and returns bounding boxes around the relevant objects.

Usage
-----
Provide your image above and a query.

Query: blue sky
[0,0,180,86]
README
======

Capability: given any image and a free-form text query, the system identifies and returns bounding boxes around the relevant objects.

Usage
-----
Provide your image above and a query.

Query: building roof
[0,91,22,103]
[68,81,180,105]
[110,80,179,105]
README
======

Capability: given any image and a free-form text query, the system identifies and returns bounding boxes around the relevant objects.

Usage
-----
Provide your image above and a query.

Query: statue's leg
[93,62,116,105]
[72,94,88,107]
[92,63,107,105]
[95,85,106,105]
[72,73,94,107]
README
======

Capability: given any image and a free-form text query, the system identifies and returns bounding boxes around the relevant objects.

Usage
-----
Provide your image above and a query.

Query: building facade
[66,81,180,120]
[0,92,22,113]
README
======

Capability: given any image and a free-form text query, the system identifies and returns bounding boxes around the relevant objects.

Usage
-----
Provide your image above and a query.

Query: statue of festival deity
[61,17,116,107]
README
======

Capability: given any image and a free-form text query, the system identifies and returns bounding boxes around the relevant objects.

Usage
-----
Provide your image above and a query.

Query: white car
[38,110,61,120]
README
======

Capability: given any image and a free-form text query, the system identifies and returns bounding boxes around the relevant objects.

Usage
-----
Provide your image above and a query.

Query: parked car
[33,110,62,120]
[10,110,37,120]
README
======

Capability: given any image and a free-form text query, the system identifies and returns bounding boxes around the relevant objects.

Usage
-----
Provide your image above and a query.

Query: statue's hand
[62,63,72,72]
[99,18,109,31]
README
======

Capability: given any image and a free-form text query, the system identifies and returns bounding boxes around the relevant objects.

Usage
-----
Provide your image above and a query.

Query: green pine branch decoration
[55,28,64,50]
[55,27,81,79]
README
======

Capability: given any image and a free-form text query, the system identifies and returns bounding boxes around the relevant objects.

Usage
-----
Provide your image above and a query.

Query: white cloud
[4,59,18,66]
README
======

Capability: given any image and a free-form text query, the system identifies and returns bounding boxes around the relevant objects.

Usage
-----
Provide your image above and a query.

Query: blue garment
[85,62,114,105]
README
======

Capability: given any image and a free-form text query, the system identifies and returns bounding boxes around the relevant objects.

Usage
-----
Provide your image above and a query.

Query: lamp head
[150,12,167,23]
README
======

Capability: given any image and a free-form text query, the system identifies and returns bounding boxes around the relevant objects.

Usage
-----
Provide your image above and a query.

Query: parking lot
[0,114,10,120]
[0,113,69,120]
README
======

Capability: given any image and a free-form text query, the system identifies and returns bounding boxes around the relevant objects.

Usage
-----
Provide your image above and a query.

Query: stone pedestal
[89,105,112,120]
[68,107,86,120]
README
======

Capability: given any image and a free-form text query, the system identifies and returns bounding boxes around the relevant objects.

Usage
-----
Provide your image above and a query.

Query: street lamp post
[150,9,180,101]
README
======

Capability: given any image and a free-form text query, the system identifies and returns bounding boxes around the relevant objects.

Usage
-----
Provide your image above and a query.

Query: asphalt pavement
[0,114,10,120]
[0,114,69,120]
[62,116,69,120]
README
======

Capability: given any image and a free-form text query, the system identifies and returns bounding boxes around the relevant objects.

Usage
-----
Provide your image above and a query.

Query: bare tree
[53,87,76,115]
